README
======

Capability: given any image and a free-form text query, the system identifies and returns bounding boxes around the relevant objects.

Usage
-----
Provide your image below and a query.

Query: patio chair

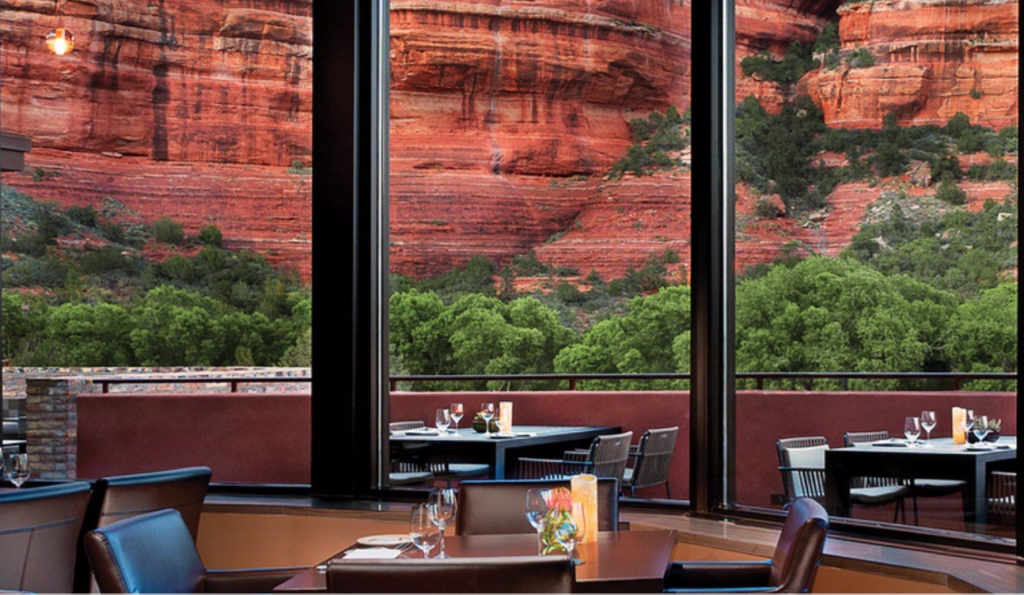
[0,482,92,593]
[622,426,678,498]
[389,421,489,485]
[84,509,301,593]
[777,436,908,523]
[844,431,966,525]
[664,497,829,593]
[988,471,1015,523]
[516,431,633,483]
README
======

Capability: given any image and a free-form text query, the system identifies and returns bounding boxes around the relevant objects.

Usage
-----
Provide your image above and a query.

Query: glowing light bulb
[45,27,74,56]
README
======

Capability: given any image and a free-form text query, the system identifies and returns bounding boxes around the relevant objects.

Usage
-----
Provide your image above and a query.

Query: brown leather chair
[0,482,92,593]
[664,498,829,593]
[84,508,300,593]
[456,478,619,535]
[325,555,573,593]
[75,466,212,592]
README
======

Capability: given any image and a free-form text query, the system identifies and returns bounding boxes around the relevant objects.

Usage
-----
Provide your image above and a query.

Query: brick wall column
[26,377,91,480]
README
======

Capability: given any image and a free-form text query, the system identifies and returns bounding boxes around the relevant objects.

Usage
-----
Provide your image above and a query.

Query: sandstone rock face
[1,0,1016,286]
[1,0,312,277]
[802,0,1018,129]
[388,0,690,276]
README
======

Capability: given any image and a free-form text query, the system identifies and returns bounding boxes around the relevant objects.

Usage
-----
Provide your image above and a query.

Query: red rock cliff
[388,0,690,277]
[802,0,1018,129]
[1,0,313,278]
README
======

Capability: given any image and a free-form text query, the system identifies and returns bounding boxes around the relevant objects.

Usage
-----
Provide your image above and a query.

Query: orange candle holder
[571,474,598,544]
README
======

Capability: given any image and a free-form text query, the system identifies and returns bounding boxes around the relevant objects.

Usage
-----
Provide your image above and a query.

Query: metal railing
[92,375,312,394]
[389,372,1016,392]
[77,371,1014,394]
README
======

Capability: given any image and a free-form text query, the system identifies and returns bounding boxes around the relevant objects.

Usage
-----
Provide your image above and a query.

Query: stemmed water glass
[427,488,457,558]
[3,452,30,489]
[480,403,496,437]
[410,504,441,558]
[920,411,936,447]
[525,488,550,554]
[904,417,921,447]
[435,408,451,434]
[971,415,991,447]
[553,502,587,566]
[450,403,464,432]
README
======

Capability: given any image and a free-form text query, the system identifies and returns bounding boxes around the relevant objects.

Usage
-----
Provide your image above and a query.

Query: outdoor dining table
[824,437,1016,527]
[390,425,621,479]
[273,529,678,593]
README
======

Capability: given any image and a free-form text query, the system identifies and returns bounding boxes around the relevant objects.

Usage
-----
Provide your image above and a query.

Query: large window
[730,0,1018,541]
[384,2,692,495]
[1,2,313,485]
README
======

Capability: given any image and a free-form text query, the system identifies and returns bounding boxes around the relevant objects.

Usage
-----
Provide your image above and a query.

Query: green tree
[946,283,1017,377]
[129,286,225,365]
[734,257,958,389]
[30,303,135,366]
[555,285,692,389]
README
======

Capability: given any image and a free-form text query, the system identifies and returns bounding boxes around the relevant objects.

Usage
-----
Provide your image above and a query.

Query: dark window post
[689,0,736,514]
[311,0,389,497]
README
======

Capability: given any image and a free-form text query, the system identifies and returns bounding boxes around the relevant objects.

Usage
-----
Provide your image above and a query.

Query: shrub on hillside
[66,205,97,227]
[199,225,223,247]
[151,217,185,245]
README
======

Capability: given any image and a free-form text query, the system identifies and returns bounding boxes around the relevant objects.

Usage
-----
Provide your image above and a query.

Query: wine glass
[553,502,587,565]
[904,417,921,447]
[427,487,457,558]
[525,488,550,554]
[972,415,991,446]
[3,452,30,489]
[450,403,464,432]
[435,408,451,434]
[480,403,495,437]
[920,411,936,446]
[410,504,440,558]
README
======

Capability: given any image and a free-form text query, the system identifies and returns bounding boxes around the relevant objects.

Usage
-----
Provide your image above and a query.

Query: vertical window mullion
[689,0,736,514]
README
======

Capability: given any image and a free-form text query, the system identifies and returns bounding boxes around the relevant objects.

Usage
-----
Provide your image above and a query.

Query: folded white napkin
[343,548,403,560]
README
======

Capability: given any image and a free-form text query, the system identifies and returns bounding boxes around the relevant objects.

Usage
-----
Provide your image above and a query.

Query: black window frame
[313,0,1023,557]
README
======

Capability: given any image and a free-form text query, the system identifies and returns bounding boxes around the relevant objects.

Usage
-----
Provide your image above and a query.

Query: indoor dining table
[824,437,1016,527]
[273,529,678,593]
[390,425,620,479]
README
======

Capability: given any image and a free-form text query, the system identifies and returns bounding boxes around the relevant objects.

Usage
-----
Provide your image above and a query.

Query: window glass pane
[387,1,691,498]
[1,3,312,485]
[732,0,1017,540]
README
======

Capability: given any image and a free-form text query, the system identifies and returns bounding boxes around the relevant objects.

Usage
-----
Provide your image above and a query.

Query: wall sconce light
[45,0,74,56]
[45,27,75,56]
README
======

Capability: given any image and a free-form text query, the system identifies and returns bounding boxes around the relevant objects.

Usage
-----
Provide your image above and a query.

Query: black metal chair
[516,431,633,483]
[777,436,908,523]
[988,471,1016,523]
[844,431,966,525]
[389,421,489,485]
[623,426,678,498]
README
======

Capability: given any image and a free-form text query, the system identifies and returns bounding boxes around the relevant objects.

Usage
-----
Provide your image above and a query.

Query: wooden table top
[274,530,677,593]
